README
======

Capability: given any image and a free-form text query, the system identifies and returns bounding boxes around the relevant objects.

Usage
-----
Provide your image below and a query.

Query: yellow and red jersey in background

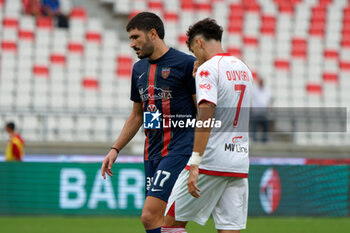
[5,134,25,161]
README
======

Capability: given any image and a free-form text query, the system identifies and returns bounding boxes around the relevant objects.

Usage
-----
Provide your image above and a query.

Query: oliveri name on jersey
[226,70,250,82]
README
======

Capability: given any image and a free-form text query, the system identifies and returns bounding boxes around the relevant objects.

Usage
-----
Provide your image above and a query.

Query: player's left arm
[188,101,215,198]
[188,63,218,198]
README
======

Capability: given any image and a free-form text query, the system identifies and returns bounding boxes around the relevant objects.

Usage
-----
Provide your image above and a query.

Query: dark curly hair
[6,122,15,131]
[126,12,165,40]
[186,18,223,50]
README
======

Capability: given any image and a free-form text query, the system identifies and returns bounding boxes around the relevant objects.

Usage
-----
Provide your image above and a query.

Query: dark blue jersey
[130,48,196,161]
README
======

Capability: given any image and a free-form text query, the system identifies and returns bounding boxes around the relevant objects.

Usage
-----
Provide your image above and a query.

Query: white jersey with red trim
[191,53,253,175]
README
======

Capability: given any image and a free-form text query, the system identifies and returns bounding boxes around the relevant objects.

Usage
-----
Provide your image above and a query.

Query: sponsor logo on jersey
[139,85,172,101]
[138,72,145,79]
[259,168,281,214]
[199,70,210,78]
[224,143,248,153]
[147,104,158,112]
[199,83,211,90]
[199,79,212,90]
[161,67,171,79]
[143,110,161,129]
[232,136,243,143]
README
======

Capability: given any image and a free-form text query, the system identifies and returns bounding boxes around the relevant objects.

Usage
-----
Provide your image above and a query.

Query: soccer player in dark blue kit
[101,12,197,233]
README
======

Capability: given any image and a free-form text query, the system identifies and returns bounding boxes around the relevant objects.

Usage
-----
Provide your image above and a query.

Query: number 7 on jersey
[233,84,246,127]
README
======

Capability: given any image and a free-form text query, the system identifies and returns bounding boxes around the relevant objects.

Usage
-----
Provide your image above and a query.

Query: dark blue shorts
[144,154,190,202]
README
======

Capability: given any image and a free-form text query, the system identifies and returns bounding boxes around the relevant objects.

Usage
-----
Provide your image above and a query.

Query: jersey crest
[161,67,171,79]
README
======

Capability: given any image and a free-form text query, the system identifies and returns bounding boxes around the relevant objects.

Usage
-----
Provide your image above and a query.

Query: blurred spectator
[42,0,60,16]
[251,78,272,143]
[4,122,25,162]
[42,0,69,28]
[22,0,42,17]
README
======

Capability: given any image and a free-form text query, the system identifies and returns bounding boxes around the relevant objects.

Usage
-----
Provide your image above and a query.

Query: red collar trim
[215,53,231,56]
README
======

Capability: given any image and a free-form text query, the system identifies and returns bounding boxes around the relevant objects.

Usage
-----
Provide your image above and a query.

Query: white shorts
[165,169,248,230]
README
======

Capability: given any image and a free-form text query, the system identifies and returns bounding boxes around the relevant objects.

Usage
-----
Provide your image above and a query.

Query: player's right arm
[101,101,143,179]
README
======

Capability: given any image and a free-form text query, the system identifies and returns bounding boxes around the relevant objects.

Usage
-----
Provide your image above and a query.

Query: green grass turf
[0,216,349,233]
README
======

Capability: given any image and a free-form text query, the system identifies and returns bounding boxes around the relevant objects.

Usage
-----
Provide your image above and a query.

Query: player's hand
[101,149,118,179]
[192,61,200,78]
[187,165,200,198]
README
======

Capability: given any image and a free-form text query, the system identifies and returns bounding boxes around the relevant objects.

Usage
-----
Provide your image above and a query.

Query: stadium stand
[0,0,349,151]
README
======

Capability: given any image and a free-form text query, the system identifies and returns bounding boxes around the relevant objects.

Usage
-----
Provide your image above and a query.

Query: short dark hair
[126,12,165,40]
[6,122,15,131]
[186,18,223,50]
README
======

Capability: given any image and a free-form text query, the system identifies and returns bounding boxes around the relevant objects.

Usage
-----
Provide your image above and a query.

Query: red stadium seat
[1,41,17,52]
[312,6,327,19]
[117,69,132,77]
[339,61,350,70]
[196,3,212,12]
[292,38,307,58]
[33,65,49,77]
[341,38,350,47]
[178,34,187,45]
[227,47,241,57]
[116,56,133,78]
[243,36,258,46]
[50,54,66,65]
[18,30,34,41]
[68,43,84,54]
[260,15,276,35]
[86,32,102,43]
[324,50,338,59]
[148,1,163,11]
[323,73,338,83]
[164,12,178,22]
[309,27,324,37]
[319,0,332,7]
[229,4,244,17]
[181,0,195,10]
[228,19,243,34]
[82,78,99,90]
[2,17,18,28]
[309,7,326,37]
[274,59,290,70]
[36,17,53,29]
[228,5,244,34]
[117,56,133,65]
[243,1,260,12]
[306,83,322,95]
[278,3,294,14]
[70,7,87,20]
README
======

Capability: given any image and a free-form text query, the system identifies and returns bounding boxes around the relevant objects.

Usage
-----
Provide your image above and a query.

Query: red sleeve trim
[185,165,248,178]
[198,98,216,107]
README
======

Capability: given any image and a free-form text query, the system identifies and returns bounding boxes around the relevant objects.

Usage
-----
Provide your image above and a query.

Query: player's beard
[136,37,154,59]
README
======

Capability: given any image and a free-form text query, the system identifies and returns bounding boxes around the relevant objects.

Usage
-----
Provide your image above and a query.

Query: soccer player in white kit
[162,18,253,233]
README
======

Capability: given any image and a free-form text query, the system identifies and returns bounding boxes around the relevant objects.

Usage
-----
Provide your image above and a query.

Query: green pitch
[0,216,349,233]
